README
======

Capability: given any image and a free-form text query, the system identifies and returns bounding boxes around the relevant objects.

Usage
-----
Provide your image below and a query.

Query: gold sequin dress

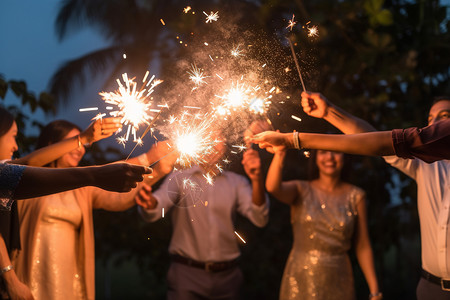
[279,181,363,300]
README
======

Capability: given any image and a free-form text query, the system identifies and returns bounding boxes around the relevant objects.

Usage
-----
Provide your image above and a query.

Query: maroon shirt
[392,119,450,163]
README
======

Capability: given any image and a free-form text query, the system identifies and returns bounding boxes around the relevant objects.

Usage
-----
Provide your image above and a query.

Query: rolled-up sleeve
[392,120,450,163]
[0,163,26,210]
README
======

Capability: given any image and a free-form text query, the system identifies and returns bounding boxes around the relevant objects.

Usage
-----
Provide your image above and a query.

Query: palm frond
[49,46,122,104]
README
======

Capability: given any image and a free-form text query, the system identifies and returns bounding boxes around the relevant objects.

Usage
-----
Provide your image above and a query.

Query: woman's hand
[80,117,122,145]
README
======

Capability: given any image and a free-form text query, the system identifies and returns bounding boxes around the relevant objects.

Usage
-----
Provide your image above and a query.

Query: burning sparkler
[99,72,163,145]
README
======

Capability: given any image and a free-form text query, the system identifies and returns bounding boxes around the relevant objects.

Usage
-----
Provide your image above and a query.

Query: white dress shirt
[139,166,269,262]
[384,156,450,278]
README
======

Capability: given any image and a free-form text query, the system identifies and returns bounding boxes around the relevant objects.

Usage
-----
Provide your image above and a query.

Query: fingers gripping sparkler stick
[286,37,307,92]
[125,109,164,161]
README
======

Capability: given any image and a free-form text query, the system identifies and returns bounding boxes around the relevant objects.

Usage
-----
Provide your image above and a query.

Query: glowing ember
[203,11,219,23]
[286,14,297,31]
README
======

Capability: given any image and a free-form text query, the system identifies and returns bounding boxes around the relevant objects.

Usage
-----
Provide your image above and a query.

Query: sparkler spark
[203,11,219,23]
[308,25,319,37]
[188,64,208,86]
[234,231,246,243]
[183,6,191,13]
[231,45,243,57]
[169,113,219,168]
[286,14,297,31]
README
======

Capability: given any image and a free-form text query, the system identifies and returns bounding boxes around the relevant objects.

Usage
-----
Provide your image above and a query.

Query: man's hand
[241,149,262,182]
[135,183,158,209]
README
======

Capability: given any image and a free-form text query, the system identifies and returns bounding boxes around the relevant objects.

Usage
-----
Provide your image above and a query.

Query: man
[299,92,450,299]
[136,139,269,300]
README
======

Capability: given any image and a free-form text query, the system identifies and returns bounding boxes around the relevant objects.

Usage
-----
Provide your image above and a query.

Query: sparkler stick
[148,148,177,168]
[125,108,164,161]
[286,37,307,92]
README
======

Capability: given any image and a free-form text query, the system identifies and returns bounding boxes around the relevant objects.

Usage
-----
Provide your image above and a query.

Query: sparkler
[125,108,165,160]
[286,37,307,92]
[99,72,163,145]
[308,25,319,37]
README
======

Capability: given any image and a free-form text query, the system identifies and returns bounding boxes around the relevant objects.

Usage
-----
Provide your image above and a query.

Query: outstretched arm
[301,91,376,134]
[251,131,394,157]
[11,117,121,167]
[13,163,151,200]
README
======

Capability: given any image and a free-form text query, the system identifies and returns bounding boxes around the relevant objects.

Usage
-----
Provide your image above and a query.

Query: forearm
[356,246,380,294]
[12,135,81,167]
[265,151,285,196]
[251,177,266,206]
[324,104,377,134]
[13,167,94,200]
[299,131,394,156]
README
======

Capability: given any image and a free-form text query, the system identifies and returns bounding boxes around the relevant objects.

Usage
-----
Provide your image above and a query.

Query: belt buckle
[441,279,450,291]
[205,262,214,272]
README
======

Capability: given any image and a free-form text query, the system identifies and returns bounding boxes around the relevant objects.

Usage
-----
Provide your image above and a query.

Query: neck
[315,174,341,192]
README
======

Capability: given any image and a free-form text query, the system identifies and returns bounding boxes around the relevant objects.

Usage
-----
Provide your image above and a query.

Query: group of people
[0,91,448,300]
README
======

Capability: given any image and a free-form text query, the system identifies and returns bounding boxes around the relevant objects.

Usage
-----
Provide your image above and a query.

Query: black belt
[421,269,450,291]
[171,254,238,272]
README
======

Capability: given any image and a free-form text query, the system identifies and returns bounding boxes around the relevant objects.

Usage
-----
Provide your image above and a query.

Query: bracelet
[369,292,383,299]
[292,131,301,149]
[1,265,14,274]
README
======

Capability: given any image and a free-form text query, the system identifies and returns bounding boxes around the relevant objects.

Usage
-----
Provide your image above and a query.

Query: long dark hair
[36,120,82,166]
[307,149,352,182]
[0,106,15,138]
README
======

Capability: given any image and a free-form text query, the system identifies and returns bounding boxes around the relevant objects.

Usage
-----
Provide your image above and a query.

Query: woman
[0,108,149,300]
[265,143,381,300]
[14,119,172,300]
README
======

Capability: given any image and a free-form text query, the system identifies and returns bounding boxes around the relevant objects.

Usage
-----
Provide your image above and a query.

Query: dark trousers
[167,261,244,300]
[417,278,450,300]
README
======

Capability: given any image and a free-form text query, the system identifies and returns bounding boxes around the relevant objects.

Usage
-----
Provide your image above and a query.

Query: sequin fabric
[279,181,363,300]
[0,163,25,210]
[30,192,86,300]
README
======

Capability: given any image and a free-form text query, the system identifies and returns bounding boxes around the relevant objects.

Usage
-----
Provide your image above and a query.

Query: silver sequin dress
[279,180,364,300]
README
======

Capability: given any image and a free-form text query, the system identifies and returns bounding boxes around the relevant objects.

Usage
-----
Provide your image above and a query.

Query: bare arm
[241,149,265,206]
[251,131,395,157]
[13,163,151,200]
[301,91,377,134]
[353,195,382,299]
[11,117,121,167]
[265,148,299,206]
[0,235,34,300]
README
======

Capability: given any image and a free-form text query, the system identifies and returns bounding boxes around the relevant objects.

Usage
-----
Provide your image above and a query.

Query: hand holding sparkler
[80,117,122,146]
[300,91,331,119]
[248,131,293,154]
